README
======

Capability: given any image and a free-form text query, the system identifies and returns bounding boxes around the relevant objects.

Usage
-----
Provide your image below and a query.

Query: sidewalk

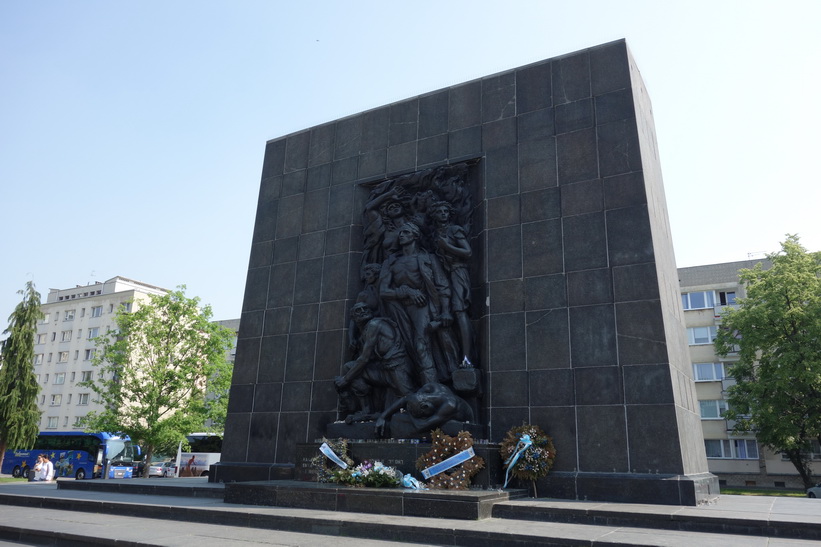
[1,477,820,546]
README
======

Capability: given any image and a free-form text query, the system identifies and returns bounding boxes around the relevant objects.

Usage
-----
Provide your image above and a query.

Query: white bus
[177,433,221,477]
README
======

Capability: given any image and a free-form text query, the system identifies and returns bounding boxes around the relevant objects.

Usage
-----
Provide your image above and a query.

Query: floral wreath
[499,424,556,484]
[310,437,354,483]
[416,429,485,490]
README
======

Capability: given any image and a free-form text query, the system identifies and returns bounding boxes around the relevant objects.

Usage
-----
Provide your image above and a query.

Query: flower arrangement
[416,429,484,490]
[310,438,354,483]
[332,460,403,488]
[499,424,556,496]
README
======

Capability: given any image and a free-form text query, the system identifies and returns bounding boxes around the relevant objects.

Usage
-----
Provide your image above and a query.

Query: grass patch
[721,487,806,497]
[0,477,27,484]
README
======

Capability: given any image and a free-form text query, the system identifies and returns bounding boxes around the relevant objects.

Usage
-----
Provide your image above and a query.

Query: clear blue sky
[2,1,819,323]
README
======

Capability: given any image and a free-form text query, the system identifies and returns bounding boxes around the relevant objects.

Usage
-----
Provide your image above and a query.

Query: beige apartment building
[32,277,168,431]
[679,259,816,489]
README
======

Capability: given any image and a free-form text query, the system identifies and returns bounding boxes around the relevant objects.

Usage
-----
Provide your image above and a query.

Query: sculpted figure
[379,223,458,385]
[335,303,415,423]
[348,263,382,353]
[363,186,423,265]
[429,200,475,364]
[375,382,474,437]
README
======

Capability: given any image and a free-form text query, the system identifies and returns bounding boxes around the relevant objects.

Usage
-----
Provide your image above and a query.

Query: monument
[213,39,718,505]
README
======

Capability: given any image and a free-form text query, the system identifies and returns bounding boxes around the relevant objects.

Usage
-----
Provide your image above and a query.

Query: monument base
[528,471,720,506]
[223,481,526,520]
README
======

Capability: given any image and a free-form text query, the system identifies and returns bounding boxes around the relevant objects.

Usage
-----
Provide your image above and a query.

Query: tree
[80,286,234,476]
[0,282,43,472]
[714,235,821,488]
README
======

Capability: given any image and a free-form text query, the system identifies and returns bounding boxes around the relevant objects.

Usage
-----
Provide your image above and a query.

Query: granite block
[302,188,329,233]
[263,307,291,336]
[284,333,316,382]
[242,267,269,312]
[574,366,623,405]
[334,116,361,159]
[524,274,567,311]
[516,61,552,114]
[562,212,607,272]
[253,382,283,413]
[284,131,310,173]
[449,80,481,130]
[482,117,517,151]
[239,310,264,339]
[561,178,603,217]
[482,71,516,122]
[569,304,617,367]
[518,137,557,192]
[552,51,591,104]
[529,369,574,407]
[520,187,560,223]
[526,309,570,370]
[419,90,448,138]
[308,123,335,167]
[522,219,563,277]
[484,145,519,198]
[389,99,418,146]
[261,139,286,179]
[577,405,628,472]
[258,335,286,383]
[489,312,525,371]
[361,107,390,152]
[607,205,655,266]
[567,268,613,307]
[490,370,528,407]
[487,225,522,281]
[293,259,322,304]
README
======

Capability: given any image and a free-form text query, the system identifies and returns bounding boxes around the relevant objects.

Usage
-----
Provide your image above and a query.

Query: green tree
[0,282,43,472]
[714,235,821,489]
[80,286,234,476]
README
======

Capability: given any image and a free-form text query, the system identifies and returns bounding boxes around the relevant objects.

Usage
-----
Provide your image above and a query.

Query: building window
[109,304,114,313]
[91,306,103,318]
[70,372,76,382]
[63,416,69,427]
[73,416,83,427]
[719,291,737,306]
[50,394,62,406]
[705,439,759,460]
[35,375,40,383]
[47,353,52,363]
[693,363,725,382]
[64,309,76,321]
[51,332,56,342]
[81,371,93,382]
[688,326,718,345]
[734,439,759,459]
[34,354,44,365]
[84,349,96,361]
[36,333,47,344]
[119,302,132,313]
[682,291,715,310]
[42,313,50,323]
[78,393,90,405]
[67,394,72,404]
[58,351,69,363]
[61,330,72,342]
[88,327,99,339]
[46,417,58,429]
[54,373,65,385]
[699,399,728,419]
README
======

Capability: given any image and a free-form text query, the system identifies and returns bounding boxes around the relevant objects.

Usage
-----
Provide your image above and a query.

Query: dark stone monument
[214,39,718,505]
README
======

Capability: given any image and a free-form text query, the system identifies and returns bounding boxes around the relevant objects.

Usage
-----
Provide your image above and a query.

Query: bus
[177,433,221,477]
[2,432,137,480]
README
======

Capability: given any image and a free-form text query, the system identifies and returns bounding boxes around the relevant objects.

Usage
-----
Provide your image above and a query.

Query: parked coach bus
[2,431,137,480]
[177,433,222,477]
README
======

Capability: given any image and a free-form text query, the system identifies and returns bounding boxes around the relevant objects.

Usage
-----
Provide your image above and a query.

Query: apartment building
[32,277,168,431]
[679,259,816,489]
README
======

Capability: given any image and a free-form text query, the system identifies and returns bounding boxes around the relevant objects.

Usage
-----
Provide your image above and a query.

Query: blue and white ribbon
[503,433,532,488]
[402,474,427,489]
[421,447,475,479]
[319,442,348,469]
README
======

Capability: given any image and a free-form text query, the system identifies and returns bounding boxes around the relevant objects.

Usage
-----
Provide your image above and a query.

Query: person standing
[34,453,54,481]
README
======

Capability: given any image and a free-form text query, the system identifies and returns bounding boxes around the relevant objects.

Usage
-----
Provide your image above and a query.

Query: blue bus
[2,432,137,480]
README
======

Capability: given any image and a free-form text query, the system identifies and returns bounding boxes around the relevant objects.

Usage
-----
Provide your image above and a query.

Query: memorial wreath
[416,429,484,490]
[310,437,354,483]
[499,424,556,496]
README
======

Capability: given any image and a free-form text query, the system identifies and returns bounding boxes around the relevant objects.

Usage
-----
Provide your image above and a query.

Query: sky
[2,0,820,324]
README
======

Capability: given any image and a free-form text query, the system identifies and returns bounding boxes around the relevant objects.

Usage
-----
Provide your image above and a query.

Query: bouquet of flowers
[333,460,403,488]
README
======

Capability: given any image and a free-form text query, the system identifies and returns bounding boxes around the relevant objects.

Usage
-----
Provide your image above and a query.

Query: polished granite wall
[217,39,717,504]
